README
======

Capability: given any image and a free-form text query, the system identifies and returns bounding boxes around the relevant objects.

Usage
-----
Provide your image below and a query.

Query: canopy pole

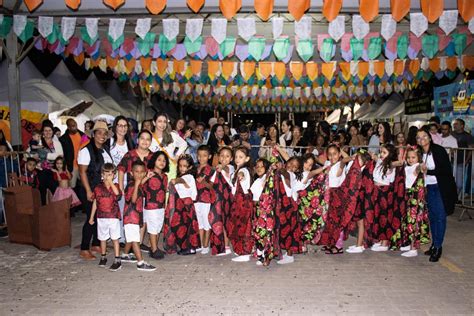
[6,30,21,149]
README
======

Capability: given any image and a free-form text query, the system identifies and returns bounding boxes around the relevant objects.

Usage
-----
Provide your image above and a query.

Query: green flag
[273,37,290,61]
[397,34,408,59]
[219,37,236,58]
[350,37,364,61]
[422,34,439,59]
[296,39,314,62]
[368,37,382,60]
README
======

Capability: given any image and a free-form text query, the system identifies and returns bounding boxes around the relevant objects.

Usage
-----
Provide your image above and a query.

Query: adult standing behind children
[59,119,84,190]
[78,121,113,260]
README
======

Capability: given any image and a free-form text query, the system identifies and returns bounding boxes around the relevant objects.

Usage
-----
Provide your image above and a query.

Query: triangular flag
[352,15,370,40]
[410,13,428,37]
[220,0,242,20]
[381,14,396,41]
[186,19,203,42]
[187,0,204,13]
[420,0,443,23]
[422,34,439,58]
[458,0,474,22]
[289,0,310,22]
[273,36,290,60]
[85,18,99,40]
[255,0,274,21]
[163,19,179,41]
[13,15,27,37]
[296,38,314,62]
[136,18,151,39]
[61,17,76,42]
[38,16,54,38]
[295,15,311,40]
[322,0,342,22]
[360,0,379,22]
[237,17,256,42]
[439,10,458,35]
[24,0,43,12]
[65,0,81,10]
[390,0,410,22]
[109,18,125,42]
[103,0,125,11]
[211,18,227,44]
[146,0,166,15]
[328,15,345,42]
[248,36,266,61]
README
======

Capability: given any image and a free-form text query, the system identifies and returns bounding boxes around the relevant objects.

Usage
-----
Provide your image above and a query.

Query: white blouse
[281,171,296,198]
[211,165,235,187]
[324,161,346,188]
[150,131,188,160]
[405,163,419,189]
[373,159,395,185]
[232,167,251,195]
[293,170,311,193]
[423,153,438,185]
[175,174,197,200]
[250,175,267,202]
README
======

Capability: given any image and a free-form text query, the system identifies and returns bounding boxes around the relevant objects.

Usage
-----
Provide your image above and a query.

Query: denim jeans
[426,184,447,248]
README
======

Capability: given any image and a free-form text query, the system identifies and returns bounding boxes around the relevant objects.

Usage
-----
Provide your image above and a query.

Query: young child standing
[194,145,216,255]
[88,163,122,271]
[228,146,254,262]
[51,157,81,207]
[391,146,430,257]
[122,161,156,271]
[208,146,234,256]
[163,155,199,255]
[22,158,40,188]
[142,151,169,260]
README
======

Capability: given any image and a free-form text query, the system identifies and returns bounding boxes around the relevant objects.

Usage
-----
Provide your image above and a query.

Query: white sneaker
[346,246,364,253]
[400,245,411,252]
[401,250,418,257]
[347,245,357,249]
[201,247,210,255]
[195,247,203,253]
[231,255,251,262]
[256,260,263,266]
[277,255,294,265]
[371,245,389,252]
[216,248,232,256]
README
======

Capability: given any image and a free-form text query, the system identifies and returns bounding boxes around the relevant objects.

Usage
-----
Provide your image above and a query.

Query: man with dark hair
[452,118,474,193]
[250,123,265,162]
[439,121,458,154]
[59,118,85,189]
[231,125,251,150]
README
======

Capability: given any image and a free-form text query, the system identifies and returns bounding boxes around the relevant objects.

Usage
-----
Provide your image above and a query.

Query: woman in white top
[279,119,293,147]
[259,124,285,161]
[368,122,393,154]
[150,113,188,181]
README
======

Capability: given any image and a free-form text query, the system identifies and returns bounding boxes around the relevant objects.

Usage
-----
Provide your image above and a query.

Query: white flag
[352,15,369,40]
[86,18,99,39]
[135,18,151,39]
[295,16,312,40]
[237,17,256,42]
[13,15,27,37]
[109,18,126,41]
[186,18,203,42]
[38,16,54,38]
[272,17,284,39]
[61,17,76,41]
[328,15,345,42]
[410,13,428,37]
[163,18,180,41]
[381,14,396,40]
[211,18,227,44]
[439,10,458,35]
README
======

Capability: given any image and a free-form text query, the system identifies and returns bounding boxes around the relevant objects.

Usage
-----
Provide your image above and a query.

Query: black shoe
[178,249,196,256]
[0,227,8,238]
[140,244,151,253]
[429,247,442,262]
[424,245,435,256]
[150,249,165,260]
[109,261,122,271]
[137,262,156,271]
[119,242,126,249]
[99,257,107,267]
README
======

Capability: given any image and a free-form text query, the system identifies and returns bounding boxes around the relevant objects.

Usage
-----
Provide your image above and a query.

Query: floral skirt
[277,180,302,254]
[227,190,254,256]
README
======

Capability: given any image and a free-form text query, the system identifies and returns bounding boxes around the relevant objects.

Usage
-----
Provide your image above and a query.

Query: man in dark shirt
[452,119,474,193]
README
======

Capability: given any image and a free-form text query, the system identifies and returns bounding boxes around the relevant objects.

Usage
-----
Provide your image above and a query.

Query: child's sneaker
[150,249,165,260]
[371,245,389,252]
[216,247,232,256]
[109,261,122,271]
[346,246,364,254]
[277,255,294,265]
[201,247,210,255]
[137,261,156,271]
[140,244,151,253]
[400,245,411,252]
[120,253,137,263]
[98,257,107,267]
[231,254,251,262]
[401,249,418,257]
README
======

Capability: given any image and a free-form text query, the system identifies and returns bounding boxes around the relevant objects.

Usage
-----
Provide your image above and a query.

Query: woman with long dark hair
[368,122,392,154]
[417,128,457,262]
[280,119,293,146]
[259,124,283,161]
[207,123,231,163]
[406,126,419,146]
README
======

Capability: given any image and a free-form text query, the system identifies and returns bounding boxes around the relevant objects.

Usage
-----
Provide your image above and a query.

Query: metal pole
[6,31,21,149]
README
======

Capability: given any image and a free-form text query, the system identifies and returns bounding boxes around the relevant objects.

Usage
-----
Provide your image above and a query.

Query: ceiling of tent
[362,93,405,120]
[0,57,76,113]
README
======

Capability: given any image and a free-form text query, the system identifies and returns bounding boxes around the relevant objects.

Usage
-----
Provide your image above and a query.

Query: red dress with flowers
[254,171,280,264]
[143,173,168,210]
[275,171,302,254]
[209,170,232,255]
[163,181,200,253]
[228,177,254,256]
[297,172,330,246]
[123,182,144,226]
[118,149,153,186]
[196,165,216,204]
[319,159,363,247]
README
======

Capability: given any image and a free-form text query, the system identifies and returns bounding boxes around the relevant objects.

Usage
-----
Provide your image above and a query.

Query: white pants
[195,202,211,230]
[144,208,165,234]
[97,218,121,241]
[124,224,140,243]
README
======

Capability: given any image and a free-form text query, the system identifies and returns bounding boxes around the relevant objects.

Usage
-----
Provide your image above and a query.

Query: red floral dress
[196,165,217,204]
[162,181,200,253]
[209,170,232,255]
[227,173,254,256]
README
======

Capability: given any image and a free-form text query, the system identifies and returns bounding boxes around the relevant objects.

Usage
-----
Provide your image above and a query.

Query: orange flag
[420,0,443,23]
[146,0,167,14]
[458,0,474,22]
[390,0,410,22]
[322,0,342,22]
[125,59,136,74]
[221,61,236,80]
[274,62,286,81]
[374,61,385,78]
[207,61,220,80]
[394,59,405,76]
[358,62,369,80]
[321,62,336,81]
[74,53,84,66]
[289,0,310,21]
[306,62,318,81]
[141,57,152,75]
[360,0,379,22]
[187,0,204,13]
[463,55,474,70]
[408,59,420,76]
[174,60,186,75]
[220,0,242,20]
[190,60,202,76]
[156,59,168,78]
[290,62,304,81]
[241,61,256,81]
[24,0,43,12]
[339,62,351,81]
[106,56,118,69]
[258,62,273,79]
[445,57,457,71]
[255,0,274,21]
[65,0,81,10]
[429,58,440,72]
[103,0,125,10]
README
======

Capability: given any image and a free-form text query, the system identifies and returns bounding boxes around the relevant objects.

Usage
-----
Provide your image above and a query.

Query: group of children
[90,141,431,271]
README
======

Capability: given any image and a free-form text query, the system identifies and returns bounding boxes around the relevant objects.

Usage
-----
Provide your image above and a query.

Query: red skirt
[209,172,232,255]
[227,181,254,256]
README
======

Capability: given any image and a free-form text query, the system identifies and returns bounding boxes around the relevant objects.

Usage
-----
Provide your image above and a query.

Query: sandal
[325,246,344,255]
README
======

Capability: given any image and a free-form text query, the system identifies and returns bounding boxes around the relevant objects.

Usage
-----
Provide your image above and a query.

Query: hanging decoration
[24,0,43,12]
[439,10,458,35]
[65,0,81,10]
[135,18,151,39]
[211,18,227,44]
[103,0,125,11]
[322,0,342,22]
[381,14,396,41]
[328,15,345,42]
[352,15,370,40]
[255,0,273,21]
[420,0,443,23]
[220,0,242,20]
[237,17,256,42]
[38,16,54,38]
[187,0,204,13]
[288,0,310,22]
[360,0,379,23]
[146,0,167,15]
[410,13,428,37]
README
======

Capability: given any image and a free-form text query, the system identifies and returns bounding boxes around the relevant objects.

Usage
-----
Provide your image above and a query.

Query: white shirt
[293,170,310,193]
[232,167,251,195]
[77,146,113,166]
[423,153,438,185]
[325,161,346,188]
[373,159,395,186]
[250,175,266,202]
[405,163,419,189]
[440,135,458,153]
[281,171,296,198]
[150,131,188,160]
[175,174,197,200]
[110,139,129,183]
[211,165,235,187]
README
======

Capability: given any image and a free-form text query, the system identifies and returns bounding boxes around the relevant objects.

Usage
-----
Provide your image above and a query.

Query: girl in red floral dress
[142,151,169,260]
[163,155,199,255]
[228,146,254,262]
[209,146,234,256]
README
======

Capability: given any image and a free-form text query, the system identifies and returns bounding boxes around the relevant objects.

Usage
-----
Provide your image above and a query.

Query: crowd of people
[1,112,473,271]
